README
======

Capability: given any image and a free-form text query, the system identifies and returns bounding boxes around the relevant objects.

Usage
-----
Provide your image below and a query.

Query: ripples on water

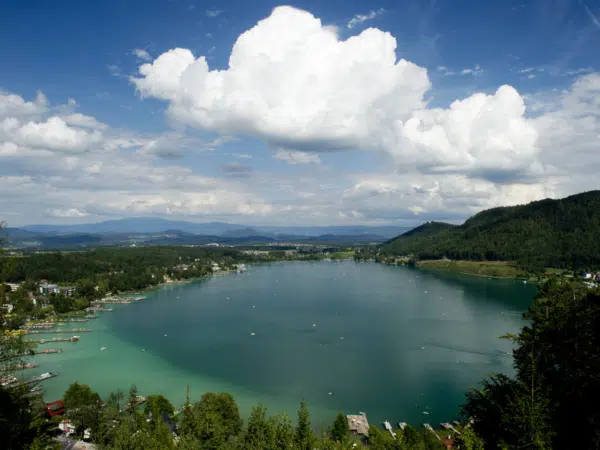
[39,261,535,427]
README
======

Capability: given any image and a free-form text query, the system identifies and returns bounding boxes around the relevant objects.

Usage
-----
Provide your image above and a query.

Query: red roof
[46,400,65,416]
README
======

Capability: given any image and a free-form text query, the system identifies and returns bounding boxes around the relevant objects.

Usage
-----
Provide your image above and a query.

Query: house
[583,273,592,279]
[5,282,21,292]
[60,286,75,297]
[39,283,60,296]
[347,412,369,436]
[46,400,65,417]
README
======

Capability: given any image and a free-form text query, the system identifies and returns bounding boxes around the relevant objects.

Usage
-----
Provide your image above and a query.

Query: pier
[0,363,39,373]
[383,421,396,439]
[441,422,461,435]
[36,348,63,354]
[25,329,92,335]
[26,336,80,344]
[424,424,441,441]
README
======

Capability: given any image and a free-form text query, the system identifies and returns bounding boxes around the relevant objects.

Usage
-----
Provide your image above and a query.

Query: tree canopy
[382,190,600,271]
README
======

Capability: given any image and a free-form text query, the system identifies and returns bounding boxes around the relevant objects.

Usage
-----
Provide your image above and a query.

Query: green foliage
[269,412,294,449]
[196,391,243,437]
[382,191,600,270]
[62,381,102,439]
[294,399,313,449]
[453,426,485,450]
[0,384,41,450]
[463,280,600,449]
[144,394,174,416]
[329,412,350,443]
[244,404,274,449]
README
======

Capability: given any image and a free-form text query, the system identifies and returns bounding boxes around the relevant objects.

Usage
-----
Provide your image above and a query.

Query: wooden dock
[424,424,441,441]
[25,329,92,335]
[441,422,461,435]
[26,336,80,344]
[383,421,396,439]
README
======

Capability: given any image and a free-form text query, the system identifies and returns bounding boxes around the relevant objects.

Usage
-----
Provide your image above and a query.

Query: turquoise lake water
[30,261,535,429]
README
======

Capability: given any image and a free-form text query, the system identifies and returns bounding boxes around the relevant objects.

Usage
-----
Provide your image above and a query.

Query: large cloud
[131,6,539,182]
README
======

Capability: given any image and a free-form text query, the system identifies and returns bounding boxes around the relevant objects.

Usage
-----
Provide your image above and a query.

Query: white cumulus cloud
[14,117,103,152]
[130,6,540,183]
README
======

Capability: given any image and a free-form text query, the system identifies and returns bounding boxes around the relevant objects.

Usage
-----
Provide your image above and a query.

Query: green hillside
[382,191,600,271]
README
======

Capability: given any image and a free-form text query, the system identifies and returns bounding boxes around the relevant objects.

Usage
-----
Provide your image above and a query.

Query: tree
[295,399,313,450]
[62,382,102,438]
[329,412,350,443]
[463,280,600,449]
[453,426,485,450]
[0,384,39,450]
[127,384,139,413]
[144,394,174,417]
[512,280,599,449]
[269,412,294,449]
[196,392,243,437]
[366,424,393,449]
[244,404,274,449]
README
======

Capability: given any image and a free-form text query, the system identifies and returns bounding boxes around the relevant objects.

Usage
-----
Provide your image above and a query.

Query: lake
[35,261,535,429]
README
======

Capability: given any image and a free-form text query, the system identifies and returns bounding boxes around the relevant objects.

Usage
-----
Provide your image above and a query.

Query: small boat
[100,347,107,351]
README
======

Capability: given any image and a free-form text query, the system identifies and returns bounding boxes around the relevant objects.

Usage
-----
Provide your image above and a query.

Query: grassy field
[329,251,355,260]
[417,259,525,278]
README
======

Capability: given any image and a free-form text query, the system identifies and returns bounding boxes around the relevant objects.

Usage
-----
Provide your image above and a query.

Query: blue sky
[1,0,599,226]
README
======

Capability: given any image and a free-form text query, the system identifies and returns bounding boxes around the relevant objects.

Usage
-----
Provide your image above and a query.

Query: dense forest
[381,191,600,271]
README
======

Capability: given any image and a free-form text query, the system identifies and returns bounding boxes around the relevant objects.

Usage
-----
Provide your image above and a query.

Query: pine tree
[295,399,313,450]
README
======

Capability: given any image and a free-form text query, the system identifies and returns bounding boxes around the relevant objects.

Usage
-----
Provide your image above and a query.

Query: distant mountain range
[2,218,410,249]
[382,190,600,270]
[19,218,408,238]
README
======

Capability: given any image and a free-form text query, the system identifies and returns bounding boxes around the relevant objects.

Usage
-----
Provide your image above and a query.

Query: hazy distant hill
[382,191,600,270]
[19,218,409,239]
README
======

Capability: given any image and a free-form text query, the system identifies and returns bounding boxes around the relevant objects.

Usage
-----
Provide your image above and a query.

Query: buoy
[164,334,167,337]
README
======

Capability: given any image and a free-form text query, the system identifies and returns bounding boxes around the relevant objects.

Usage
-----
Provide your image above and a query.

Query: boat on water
[28,372,57,383]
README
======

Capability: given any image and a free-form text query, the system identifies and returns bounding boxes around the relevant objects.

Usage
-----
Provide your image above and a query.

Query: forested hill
[382,190,600,271]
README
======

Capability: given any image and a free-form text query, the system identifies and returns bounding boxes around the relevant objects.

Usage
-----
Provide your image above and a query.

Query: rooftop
[347,413,369,436]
